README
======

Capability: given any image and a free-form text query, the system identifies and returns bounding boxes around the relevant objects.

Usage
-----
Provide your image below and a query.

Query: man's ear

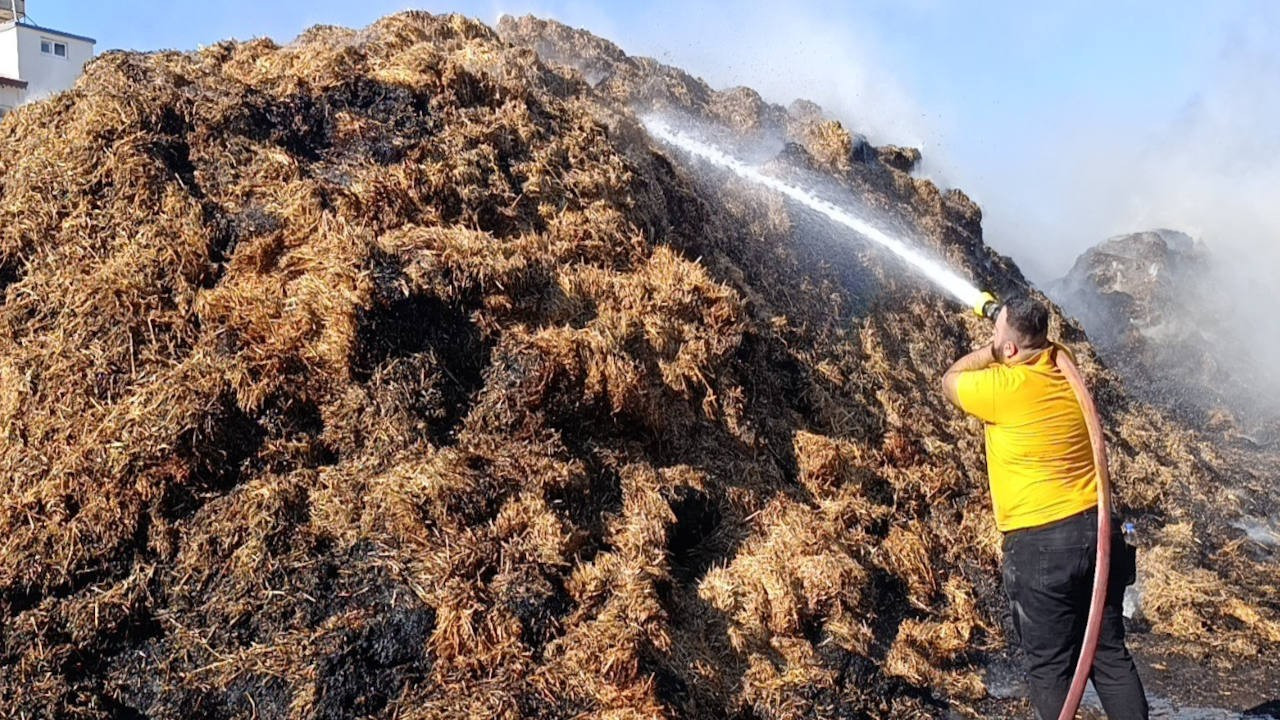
[1003,341,1017,360]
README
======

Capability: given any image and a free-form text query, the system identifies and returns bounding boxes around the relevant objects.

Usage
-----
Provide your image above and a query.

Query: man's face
[992,308,1015,363]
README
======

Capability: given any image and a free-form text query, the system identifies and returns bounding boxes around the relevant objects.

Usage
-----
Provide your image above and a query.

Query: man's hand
[942,344,996,409]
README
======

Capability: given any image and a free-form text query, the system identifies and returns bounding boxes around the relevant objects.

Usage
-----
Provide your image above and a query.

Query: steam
[492,1,934,151]
[1026,14,1280,280]
[1043,14,1280,416]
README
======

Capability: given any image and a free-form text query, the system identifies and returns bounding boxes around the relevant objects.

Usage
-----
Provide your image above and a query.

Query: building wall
[0,83,20,107]
[12,24,92,101]
[0,24,19,80]
[0,84,21,115]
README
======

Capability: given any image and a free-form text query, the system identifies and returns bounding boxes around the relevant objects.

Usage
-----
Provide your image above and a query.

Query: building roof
[14,21,96,45]
[0,75,28,89]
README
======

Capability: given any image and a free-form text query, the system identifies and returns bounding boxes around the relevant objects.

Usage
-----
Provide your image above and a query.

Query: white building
[1,1,95,119]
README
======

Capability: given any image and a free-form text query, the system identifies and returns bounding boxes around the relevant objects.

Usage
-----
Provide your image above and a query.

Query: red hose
[1053,345,1112,720]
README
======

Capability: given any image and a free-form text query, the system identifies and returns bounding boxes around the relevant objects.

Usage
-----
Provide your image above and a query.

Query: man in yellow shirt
[942,295,1147,720]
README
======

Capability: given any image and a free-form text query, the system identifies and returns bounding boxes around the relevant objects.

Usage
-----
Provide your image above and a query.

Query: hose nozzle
[974,291,1001,321]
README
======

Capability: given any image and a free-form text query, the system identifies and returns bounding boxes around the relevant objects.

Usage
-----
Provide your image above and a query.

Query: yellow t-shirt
[955,345,1098,532]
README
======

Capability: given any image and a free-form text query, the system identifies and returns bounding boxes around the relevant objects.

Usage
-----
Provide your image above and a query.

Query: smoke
[490,0,940,152]
[1041,11,1280,417]
[1048,13,1280,275]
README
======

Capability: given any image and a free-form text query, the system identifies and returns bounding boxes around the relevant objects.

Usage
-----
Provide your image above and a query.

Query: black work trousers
[1001,508,1149,720]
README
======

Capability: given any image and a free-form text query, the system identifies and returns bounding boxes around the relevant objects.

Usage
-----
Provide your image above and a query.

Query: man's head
[993,295,1049,362]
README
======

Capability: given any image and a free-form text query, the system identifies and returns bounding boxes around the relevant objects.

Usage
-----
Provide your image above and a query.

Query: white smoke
[1040,11,1280,418]
[489,0,938,153]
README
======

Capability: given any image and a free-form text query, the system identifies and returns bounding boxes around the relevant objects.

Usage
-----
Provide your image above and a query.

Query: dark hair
[1003,295,1049,347]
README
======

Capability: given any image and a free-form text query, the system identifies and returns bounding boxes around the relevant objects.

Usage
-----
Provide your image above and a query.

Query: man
[942,295,1148,720]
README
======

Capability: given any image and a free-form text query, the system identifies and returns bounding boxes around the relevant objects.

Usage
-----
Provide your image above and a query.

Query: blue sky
[25,1,1280,282]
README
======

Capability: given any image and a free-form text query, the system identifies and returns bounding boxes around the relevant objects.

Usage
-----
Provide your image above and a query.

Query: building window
[40,39,68,57]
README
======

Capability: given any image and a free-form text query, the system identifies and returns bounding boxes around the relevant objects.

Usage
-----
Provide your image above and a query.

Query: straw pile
[0,11,1275,719]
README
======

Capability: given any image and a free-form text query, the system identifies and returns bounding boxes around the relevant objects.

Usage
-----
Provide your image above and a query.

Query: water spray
[643,117,989,313]
[645,118,1111,720]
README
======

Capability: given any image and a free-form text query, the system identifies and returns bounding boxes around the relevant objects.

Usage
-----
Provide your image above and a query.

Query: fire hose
[975,293,1112,720]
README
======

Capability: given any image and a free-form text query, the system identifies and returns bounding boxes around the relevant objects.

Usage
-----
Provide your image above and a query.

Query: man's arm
[942,344,996,409]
